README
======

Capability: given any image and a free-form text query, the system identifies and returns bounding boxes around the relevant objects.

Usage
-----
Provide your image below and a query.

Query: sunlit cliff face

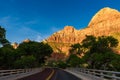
[63,26,75,33]
[47,7,120,54]
[11,42,19,49]
[88,7,120,27]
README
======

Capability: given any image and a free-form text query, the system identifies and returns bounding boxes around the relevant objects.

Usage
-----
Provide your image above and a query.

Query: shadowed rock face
[46,7,120,53]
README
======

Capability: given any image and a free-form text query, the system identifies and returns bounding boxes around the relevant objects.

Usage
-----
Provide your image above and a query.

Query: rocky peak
[88,7,120,27]
[47,25,78,43]
[63,26,75,33]
[98,7,119,14]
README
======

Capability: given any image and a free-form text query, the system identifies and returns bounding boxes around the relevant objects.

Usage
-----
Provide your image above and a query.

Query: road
[17,68,81,80]
[50,68,81,80]
[17,68,53,80]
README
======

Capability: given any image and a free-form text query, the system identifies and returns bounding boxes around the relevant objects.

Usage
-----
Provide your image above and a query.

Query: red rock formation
[47,26,77,43]
[11,42,19,49]
[88,7,120,36]
[46,7,120,54]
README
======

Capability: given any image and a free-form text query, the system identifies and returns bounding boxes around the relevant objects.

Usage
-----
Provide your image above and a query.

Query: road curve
[50,68,81,80]
[17,68,53,80]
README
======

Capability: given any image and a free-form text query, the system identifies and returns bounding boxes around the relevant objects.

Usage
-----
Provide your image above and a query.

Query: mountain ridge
[46,7,120,54]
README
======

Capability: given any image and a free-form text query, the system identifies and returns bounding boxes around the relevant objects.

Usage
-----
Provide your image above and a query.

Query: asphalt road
[17,68,81,80]
[50,68,81,80]
[17,68,53,80]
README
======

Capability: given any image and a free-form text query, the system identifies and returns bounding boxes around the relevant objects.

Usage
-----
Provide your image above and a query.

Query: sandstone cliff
[46,7,120,54]
[88,7,120,36]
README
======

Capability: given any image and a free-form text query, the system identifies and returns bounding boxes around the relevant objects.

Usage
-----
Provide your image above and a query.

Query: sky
[0,0,120,43]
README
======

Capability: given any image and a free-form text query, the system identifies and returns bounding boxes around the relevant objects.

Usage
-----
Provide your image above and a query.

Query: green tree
[85,52,116,69]
[82,35,118,54]
[0,26,9,46]
[67,54,81,67]
[57,60,67,69]
[0,45,15,69]
[94,36,118,53]
[0,26,5,39]
[70,43,82,55]
[16,41,53,66]
[14,55,36,69]
[111,54,120,71]
[82,35,96,49]
[81,35,119,70]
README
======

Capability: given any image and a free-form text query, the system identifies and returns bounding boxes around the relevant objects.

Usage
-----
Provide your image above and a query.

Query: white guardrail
[0,68,41,77]
[68,68,120,80]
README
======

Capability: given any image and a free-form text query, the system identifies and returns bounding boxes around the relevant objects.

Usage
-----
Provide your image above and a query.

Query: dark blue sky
[0,0,119,43]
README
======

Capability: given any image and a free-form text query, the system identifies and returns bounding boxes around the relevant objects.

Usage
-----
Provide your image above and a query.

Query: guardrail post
[83,69,85,73]
[80,68,81,72]
[112,73,116,80]
[100,72,104,79]
[92,70,95,76]
[10,70,13,75]
[87,70,90,74]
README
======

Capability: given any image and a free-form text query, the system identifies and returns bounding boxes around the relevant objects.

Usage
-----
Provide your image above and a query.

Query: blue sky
[0,0,120,43]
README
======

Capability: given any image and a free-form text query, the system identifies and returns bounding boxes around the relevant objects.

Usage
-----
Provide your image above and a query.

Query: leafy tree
[106,36,118,47]
[94,36,118,53]
[82,35,118,54]
[67,54,81,67]
[85,52,116,69]
[110,54,120,71]
[0,26,5,39]
[0,26,9,46]
[82,35,96,49]
[14,55,36,69]
[16,41,53,66]
[81,35,119,70]
[57,60,67,69]
[70,43,82,55]
[0,26,53,69]
[0,45,15,69]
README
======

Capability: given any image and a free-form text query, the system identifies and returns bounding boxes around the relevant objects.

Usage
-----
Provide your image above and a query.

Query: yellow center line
[46,69,55,80]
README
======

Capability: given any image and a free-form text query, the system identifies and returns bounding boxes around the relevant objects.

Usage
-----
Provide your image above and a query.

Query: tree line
[67,35,120,71]
[0,26,53,69]
[0,26,120,71]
